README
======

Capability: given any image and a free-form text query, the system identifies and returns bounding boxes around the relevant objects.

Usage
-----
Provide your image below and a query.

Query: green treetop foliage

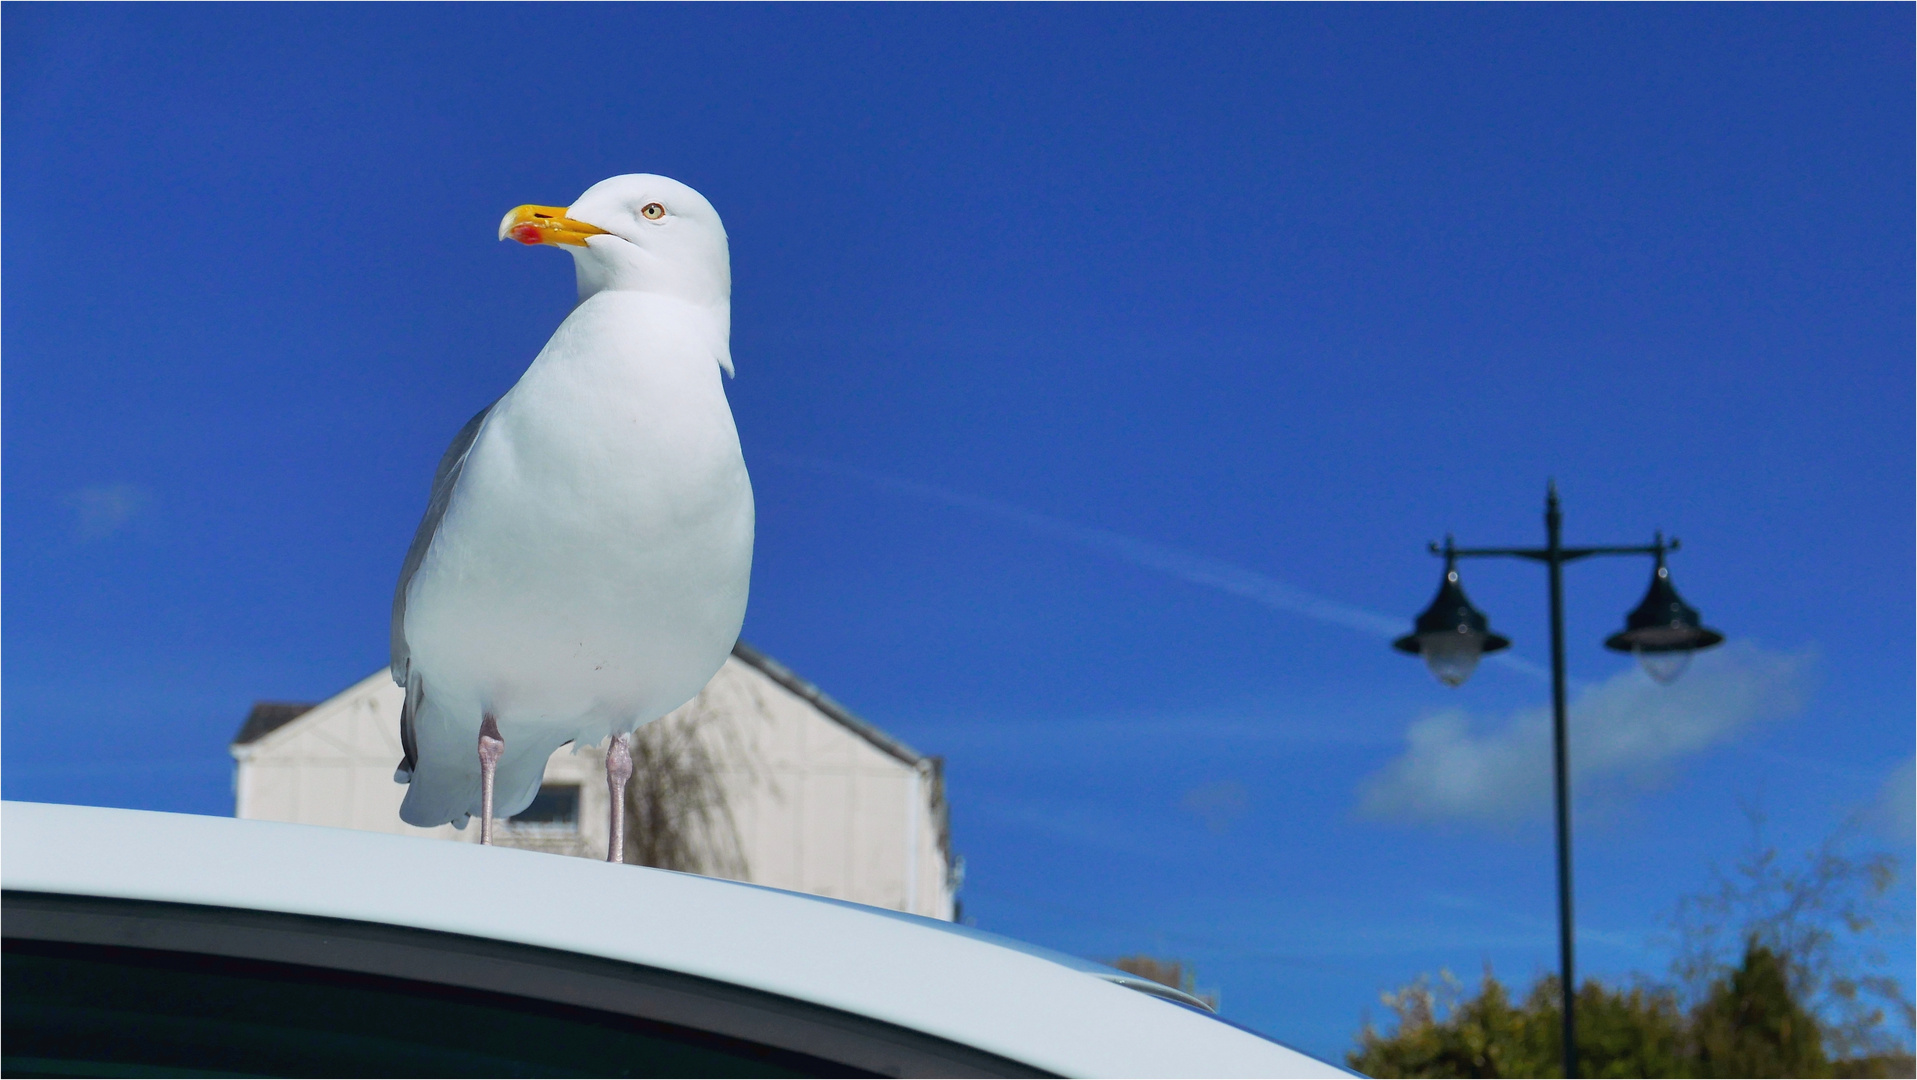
[1671,816,1912,1064]
[1689,942,1828,1077]
[1350,966,1689,1078]
[1349,942,1907,1079]
[1350,823,1913,1079]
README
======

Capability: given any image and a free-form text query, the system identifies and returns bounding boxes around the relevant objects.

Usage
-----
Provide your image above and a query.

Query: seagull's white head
[498,174,732,347]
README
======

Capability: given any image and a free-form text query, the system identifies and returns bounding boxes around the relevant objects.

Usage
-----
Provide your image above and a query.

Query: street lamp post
[1392,483,1724,1079]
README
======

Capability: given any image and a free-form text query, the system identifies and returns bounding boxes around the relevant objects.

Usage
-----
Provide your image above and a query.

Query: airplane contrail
[772,454,1550,681]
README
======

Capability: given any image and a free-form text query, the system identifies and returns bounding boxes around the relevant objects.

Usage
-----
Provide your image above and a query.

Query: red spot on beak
[509,223,544,245]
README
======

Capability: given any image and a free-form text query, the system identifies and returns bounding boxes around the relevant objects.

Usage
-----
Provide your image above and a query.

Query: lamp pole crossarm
[1428,540,1676,565]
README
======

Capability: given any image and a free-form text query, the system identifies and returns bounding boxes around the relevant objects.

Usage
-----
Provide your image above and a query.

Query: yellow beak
[498,205,610,247]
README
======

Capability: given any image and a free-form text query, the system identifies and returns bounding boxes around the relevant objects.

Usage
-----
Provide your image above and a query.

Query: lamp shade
[1604,558,1724,683]
[1394,563,1511,687]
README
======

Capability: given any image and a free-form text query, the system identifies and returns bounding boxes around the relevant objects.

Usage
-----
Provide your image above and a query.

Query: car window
[7,938,820,1078]
[4,891,1050,1079]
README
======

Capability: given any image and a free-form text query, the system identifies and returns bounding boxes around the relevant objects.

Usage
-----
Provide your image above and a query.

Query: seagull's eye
[640,203,666,220]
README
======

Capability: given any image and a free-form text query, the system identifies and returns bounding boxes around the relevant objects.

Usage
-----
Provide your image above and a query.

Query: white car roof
[2,802,1347,1078]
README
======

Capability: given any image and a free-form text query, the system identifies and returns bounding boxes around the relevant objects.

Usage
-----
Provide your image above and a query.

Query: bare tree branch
[621,685,763,878]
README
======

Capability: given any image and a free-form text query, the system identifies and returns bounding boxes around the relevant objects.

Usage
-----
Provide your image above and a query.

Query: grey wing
[391,399,496,684]
[391,400,496,782]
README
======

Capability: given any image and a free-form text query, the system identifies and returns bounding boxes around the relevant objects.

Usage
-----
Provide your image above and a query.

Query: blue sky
[5,4,1910,1060]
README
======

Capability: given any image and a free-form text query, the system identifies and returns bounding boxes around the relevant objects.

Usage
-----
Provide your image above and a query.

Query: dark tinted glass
[513,784,580,825]
[4,940,854,1078]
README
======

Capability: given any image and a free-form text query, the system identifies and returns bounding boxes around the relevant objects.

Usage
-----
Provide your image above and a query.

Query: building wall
[231,671,459,842]
[231,658,954,919]
[697,659,952,917]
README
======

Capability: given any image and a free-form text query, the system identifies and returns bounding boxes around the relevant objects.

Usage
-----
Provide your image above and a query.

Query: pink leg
[606,731,633,863]
[477,715,503,845]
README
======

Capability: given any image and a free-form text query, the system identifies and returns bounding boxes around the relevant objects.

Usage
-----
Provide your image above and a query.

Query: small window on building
[506,785,579,834]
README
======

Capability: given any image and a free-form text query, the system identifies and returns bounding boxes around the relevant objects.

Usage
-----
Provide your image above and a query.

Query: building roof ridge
[232,701,319,747]
[727,640,927,767]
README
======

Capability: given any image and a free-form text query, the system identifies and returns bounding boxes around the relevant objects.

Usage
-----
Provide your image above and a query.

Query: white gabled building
[231,642,958,920]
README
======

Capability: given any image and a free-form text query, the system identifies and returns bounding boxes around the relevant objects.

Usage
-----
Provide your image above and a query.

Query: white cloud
[66,483,152,541]
[1357,641,1813,826]
[1870,758,1914,842]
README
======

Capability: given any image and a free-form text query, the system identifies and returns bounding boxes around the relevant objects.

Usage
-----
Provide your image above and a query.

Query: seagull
[390,174,752,861]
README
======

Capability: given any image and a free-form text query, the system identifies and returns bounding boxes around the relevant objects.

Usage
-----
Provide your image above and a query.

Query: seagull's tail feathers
[393,675,424,784]
[397,689,482,829]
[397,691,572,828]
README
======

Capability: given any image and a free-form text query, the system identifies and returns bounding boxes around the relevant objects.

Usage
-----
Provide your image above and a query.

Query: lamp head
[1604,549,1724,683]
[1394,552,1510,687]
